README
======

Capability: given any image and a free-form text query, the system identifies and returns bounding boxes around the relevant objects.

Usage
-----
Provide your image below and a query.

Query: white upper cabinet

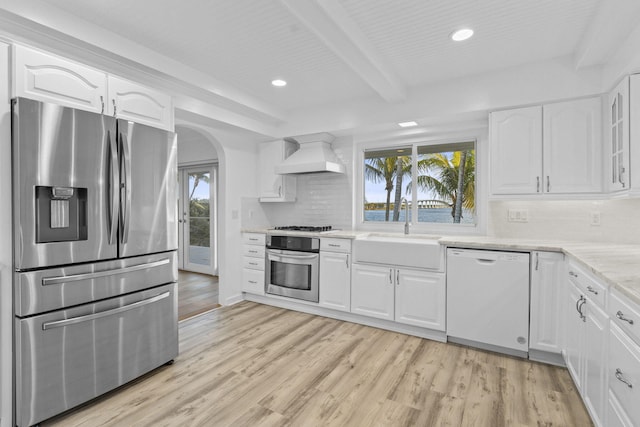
[629,74,640,196]
[12,45,174,131]
[490,106,543,194]
[490,98,602,195]
[107,76,174,131]
[13,44,107,114]
[609,77,630,192]
[258,140,297,202]
[543,98,602,194]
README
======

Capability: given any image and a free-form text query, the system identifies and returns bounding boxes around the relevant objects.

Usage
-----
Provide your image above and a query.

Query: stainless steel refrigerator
[12,97,179,427]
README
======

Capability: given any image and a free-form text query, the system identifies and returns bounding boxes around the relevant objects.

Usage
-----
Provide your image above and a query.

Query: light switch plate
[590,211,601,226]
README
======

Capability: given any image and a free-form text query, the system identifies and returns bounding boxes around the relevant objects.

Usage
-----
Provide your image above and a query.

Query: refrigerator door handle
[41,258,171,286]
[119,131,132,244]
[41,291,170,330]
[108,129,119,245]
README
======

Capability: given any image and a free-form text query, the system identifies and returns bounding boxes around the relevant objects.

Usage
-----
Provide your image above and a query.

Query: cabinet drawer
[243,233,266,246]
[243,245,265,258]
[321,238,351,253]
[610,291,640,344]
[242,268,265,295]
[567,261,607,308]
[243,256,264,271]
[609,324,640,426]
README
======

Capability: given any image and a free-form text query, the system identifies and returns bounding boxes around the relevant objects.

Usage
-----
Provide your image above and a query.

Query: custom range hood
[275,132,345,174]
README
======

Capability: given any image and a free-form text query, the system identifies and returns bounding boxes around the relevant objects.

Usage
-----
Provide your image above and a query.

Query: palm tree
[417,150,475,223]
[365,156,411,221]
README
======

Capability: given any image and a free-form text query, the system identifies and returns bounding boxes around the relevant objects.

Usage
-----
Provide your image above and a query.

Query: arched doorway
[175,125,220,319]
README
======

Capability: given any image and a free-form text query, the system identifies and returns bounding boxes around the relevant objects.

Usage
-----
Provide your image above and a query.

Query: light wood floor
[43,301,592,427]
[177,270,220,321]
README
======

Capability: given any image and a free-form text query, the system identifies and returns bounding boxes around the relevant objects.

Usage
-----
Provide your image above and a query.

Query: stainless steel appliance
[12,97,178,427]
[266,235,319,302]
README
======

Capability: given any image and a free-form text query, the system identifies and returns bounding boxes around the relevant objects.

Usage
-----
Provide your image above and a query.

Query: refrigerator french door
[12,97,178,427]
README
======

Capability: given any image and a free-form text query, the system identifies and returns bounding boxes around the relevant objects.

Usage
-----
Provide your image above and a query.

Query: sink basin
[353,234,444,270]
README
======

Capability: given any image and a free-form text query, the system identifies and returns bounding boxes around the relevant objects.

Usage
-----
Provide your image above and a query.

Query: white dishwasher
[446,248,530,355]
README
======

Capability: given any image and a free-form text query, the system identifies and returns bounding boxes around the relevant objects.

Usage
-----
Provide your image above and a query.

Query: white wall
[176,126,218,165]
[488,198,640,244]
[0,40,12,427]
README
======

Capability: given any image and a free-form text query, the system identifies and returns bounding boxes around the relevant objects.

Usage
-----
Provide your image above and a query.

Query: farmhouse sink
[352,234,444,271]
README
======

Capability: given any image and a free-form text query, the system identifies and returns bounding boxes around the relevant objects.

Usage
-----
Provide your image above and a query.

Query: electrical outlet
[508,209,529,223]
[590,211,601,226]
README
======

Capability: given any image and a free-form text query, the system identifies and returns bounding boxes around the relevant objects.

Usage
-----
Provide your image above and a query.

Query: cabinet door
[258,140,297,202]
[610,77,630,192]
[543,98,602,193]
[351,263,394,321]
[584,301,608,427]
[565,281,585,390]
[490,106,543,194]
[13,45,107,113]
[107,75,174,131]
[530,251,564,353]
[395,269,445,330]
[319,252,350,312]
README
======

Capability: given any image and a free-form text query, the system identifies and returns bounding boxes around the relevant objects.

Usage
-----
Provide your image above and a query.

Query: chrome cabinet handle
[569,271,578,278]
[615,368,633,389]
[616,311,635,325]
[248,280,257,284]
[586,286,598,295]
[536,176,540,193]
[576,296,586,322]
[328,244,340,247]
[42,291,170,330]
[546,176,550,192]
[389,269,393,285]
[112,99,117,116]
[535,252,539,271]
[278,185,282,197]
[345,255,349,269]
[620,165,626,187]
[396,270,400,285]
[100,95,105,114]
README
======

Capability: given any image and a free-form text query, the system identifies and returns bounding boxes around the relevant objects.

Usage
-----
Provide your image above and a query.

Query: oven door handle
[268,252,318,261]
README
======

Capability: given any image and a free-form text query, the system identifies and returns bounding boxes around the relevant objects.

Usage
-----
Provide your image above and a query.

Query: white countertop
[242,228,640,305]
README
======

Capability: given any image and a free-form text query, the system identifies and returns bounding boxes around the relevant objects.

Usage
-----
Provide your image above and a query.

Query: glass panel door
[178,165,217,274]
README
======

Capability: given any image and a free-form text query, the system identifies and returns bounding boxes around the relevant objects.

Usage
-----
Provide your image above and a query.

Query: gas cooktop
[272,225,333,232]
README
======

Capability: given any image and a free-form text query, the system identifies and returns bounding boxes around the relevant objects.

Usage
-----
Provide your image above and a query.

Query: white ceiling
[2,0,640,137]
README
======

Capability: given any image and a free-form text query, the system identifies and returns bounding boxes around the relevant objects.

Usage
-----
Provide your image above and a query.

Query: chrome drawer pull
[586,286,598,295]
[42,258,170,285]
[328,244,340,247]
[616,311,635,325]
[615,368,633,389]
[569,271,578,277]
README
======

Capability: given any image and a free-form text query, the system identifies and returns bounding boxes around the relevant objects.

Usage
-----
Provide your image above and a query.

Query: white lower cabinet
[351,263,394,321]
[351,263,445,330]
[565,261,609,427]
[395,269,445,330]
[319,252,350,312]
[529,251,564,355]
[242,233,266,295]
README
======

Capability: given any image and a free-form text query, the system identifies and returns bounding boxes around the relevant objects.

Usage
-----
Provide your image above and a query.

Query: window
[363,140,476,226]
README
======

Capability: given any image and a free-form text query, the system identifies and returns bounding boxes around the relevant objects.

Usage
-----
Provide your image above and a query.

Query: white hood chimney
[274,132,345,174]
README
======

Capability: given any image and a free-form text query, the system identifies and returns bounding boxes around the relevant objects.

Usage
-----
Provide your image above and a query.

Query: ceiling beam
[574,0,640,69]
[279,0,406,103]
[0,0,288,125]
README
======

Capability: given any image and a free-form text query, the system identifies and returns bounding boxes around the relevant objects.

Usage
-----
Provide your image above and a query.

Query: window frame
[355,132,487,235]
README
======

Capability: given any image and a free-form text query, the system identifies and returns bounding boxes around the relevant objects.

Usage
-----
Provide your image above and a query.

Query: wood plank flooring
[42,301,592,427]
[177,270,220,321]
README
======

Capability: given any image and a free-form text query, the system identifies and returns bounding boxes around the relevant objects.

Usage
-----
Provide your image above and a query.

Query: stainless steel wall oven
[266,235,319,303]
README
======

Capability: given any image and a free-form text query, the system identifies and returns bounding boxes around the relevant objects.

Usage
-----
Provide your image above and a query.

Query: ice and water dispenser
[35,186,88,243]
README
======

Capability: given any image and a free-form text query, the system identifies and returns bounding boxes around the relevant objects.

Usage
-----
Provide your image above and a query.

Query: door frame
[177,163,218,275]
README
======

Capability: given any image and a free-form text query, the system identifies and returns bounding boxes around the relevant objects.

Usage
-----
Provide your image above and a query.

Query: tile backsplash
[488,198,640,244]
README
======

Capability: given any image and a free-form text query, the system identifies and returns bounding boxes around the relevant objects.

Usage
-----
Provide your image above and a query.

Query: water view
[364,208,475,224]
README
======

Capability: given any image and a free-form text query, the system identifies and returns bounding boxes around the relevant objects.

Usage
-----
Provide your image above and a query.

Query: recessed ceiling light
[398,121,418,128]
[271,79,287,87]
[451,28,474,42]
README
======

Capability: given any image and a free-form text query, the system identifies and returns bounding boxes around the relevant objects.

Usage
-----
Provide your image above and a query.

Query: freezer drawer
[15,252,177,316]
[15,283,178,427]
